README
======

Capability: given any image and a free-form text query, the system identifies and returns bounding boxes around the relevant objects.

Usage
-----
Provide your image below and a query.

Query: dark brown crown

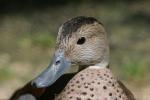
[61,16,102,38]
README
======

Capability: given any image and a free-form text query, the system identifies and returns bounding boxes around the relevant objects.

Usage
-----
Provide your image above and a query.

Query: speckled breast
[55,67,128,100]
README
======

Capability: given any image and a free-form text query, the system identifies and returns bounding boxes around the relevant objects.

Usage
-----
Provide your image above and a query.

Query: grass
[122,61,145,80]
[31,33,56,48]
[0,66,13,81]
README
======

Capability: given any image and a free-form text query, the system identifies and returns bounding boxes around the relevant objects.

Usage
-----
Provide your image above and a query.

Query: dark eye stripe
[77,37,86,45]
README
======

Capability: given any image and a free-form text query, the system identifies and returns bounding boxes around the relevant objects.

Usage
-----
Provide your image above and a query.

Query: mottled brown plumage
[56,67,130,100]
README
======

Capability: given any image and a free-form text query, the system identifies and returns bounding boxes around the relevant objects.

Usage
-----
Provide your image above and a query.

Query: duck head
[32,16,109,88]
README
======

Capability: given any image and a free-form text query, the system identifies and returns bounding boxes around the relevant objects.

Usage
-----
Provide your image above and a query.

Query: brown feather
[118,80,135,100]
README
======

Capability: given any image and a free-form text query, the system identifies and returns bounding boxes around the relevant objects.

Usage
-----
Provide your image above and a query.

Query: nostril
[55,60,60,65]
[31,82,37,88]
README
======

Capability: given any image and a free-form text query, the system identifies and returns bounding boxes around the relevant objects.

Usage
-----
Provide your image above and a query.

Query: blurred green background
[0,0,150,99]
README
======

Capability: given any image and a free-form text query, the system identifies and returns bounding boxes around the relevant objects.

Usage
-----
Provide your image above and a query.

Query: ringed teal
[32,16,135,100]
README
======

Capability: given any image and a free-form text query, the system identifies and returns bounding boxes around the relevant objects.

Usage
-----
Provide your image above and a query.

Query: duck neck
[90,48,109,69]
[78,58,109,71]
[91,60,109,69]
[79,47,109,70]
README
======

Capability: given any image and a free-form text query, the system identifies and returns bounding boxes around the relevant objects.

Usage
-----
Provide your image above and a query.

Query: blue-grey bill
[31,51,71,88]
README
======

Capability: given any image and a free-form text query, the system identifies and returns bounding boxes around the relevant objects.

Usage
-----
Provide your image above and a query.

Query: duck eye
[77,37,86,45]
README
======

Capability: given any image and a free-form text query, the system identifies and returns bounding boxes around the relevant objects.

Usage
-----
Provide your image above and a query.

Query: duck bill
[31,51,71,88]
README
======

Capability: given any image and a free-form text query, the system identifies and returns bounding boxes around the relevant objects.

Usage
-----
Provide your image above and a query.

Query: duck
[31,16,135,100]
